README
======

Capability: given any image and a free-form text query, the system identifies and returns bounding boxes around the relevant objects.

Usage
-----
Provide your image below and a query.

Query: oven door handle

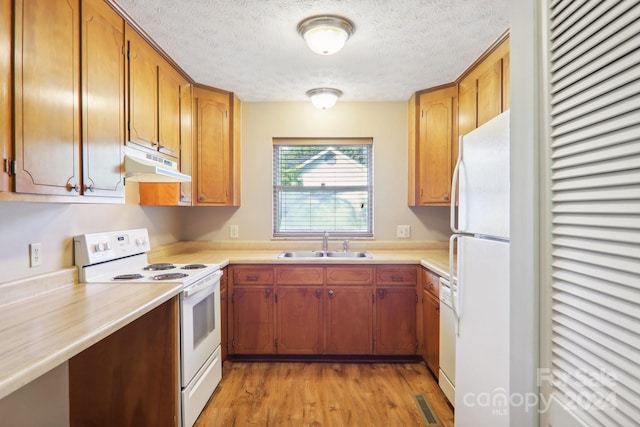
[183,270,223,298]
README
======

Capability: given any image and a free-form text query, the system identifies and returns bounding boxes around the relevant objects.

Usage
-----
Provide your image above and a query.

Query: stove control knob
[135,237,147,247]
[95,242,105,252]
[105,242,113,250]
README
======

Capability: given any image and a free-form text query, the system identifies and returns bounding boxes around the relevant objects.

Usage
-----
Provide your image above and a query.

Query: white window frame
[272,137,374,239]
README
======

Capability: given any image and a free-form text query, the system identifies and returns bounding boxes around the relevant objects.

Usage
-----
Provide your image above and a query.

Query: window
[273,138,373,238]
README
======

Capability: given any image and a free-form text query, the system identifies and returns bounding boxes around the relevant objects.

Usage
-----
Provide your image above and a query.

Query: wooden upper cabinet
[158,59,183,159]
[81,0,125,198]
[193,87,240,206]
[126,25,159,152]
[14,0,81,195]
[178,83,193,205]
[457,35,510,136]
[0,0,11,193]
[408,85,457,206]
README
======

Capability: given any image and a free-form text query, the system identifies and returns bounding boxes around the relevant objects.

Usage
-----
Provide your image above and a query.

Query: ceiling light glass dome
[297,15,355,55]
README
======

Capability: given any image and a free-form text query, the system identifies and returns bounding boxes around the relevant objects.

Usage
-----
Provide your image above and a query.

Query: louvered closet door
[544,1,640,425]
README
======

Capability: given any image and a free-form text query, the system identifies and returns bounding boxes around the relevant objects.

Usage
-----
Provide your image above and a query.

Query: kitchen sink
[278,251,325,258]
[324,251,372,258]
[277,251,372,259]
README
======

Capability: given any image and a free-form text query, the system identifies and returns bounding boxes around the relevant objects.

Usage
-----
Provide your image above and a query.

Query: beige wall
[0,195,182,283]
[182,101,451,243]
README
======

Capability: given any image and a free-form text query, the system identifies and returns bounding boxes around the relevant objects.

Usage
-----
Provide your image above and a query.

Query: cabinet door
[376,287,417,355]
[476,60,503,127]
[417,88,455,205]
[231,286,274,354]
[458,77,477,137]
[325,286,372,354]
[179,83,193,204]
[14,0,80,195]
[0,0,10,193]
[220,269,228,361]
[158,62,182,159]
[127,26,158,151]
[276,286,323,354]
[81,0,124,198]
[194,88,231,205]
[423,289,440,376]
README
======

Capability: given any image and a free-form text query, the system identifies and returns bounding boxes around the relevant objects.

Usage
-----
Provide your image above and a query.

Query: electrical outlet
[230,225,239,239]
[397,225,411,238]
[29,243,42,267]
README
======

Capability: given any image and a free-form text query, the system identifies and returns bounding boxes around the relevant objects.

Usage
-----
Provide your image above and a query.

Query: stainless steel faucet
[343,239,349,252]
[322,230,329,252]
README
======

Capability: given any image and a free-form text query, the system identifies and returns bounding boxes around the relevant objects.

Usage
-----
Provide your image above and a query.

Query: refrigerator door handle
[449,234,461,335]
[450,135,463,234]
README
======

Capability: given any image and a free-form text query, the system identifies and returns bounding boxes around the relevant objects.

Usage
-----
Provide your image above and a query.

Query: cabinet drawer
[376,266,418,285]
[326,266,374,286]
[232,266,274,285]
[423,268,440,298]
[276,266,324,285]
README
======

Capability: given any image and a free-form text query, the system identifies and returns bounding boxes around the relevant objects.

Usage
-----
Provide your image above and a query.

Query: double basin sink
[278,250,372,259]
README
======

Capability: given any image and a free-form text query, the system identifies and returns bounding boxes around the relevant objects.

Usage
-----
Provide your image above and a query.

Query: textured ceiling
[111,0,509,102]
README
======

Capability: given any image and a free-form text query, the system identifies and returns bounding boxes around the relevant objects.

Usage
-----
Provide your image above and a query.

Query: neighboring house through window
[272,138,373,238]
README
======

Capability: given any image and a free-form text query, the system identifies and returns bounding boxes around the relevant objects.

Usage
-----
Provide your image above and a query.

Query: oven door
[181,270,222,387]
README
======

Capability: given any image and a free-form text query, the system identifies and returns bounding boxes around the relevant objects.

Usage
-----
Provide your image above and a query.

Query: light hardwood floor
[195,362,454,426]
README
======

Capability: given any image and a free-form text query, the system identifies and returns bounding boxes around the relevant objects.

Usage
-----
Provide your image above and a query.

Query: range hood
[124,146,191,183]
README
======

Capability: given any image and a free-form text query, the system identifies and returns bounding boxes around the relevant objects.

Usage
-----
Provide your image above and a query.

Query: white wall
[0,196,182,283]
[182,101,451,243]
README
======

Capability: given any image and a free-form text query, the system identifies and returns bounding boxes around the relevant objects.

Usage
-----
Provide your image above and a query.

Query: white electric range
[74,228,222,427]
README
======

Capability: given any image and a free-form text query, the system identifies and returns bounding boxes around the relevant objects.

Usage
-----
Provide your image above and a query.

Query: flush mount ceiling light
[297,15,355,55]
[306,88,343,109]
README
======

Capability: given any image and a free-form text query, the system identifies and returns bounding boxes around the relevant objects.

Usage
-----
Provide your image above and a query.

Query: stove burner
[181,264,208,270]
[151,272,189,281]
[144,263,176,271]
[113,273,144,280]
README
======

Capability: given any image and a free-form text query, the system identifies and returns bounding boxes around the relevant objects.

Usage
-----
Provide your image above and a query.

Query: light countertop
[0,240,453,401]
[0,269,181,400]
[149,241,454,280]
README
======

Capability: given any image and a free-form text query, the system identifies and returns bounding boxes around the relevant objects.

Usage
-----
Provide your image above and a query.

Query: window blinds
[546,0,640,425]
[272,140,373,237]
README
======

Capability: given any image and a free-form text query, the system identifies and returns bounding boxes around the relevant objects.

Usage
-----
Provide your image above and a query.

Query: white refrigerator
[449,110,510,427]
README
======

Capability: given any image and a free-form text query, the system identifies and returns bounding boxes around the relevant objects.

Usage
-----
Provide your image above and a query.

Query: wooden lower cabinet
[376,287,417,355]
[422,267,441,376]
[220,267,228,361]
[230,265,425,357]
[326,286,373,354]
[423,289,440,375]
[276,286,323,354]
[69,297,179,426]
[231,286,275,354]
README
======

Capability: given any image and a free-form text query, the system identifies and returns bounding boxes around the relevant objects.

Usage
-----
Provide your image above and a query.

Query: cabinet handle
[265,289,272,297]
[315,289,322,298]
[378,289,385,298]
[390,275,403,282]
[84,184,95,192]
[328,290,335,297]
[67,183,80,192]
[246,275,258,281]
[199,195,206,201]
[444,195,450,201]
